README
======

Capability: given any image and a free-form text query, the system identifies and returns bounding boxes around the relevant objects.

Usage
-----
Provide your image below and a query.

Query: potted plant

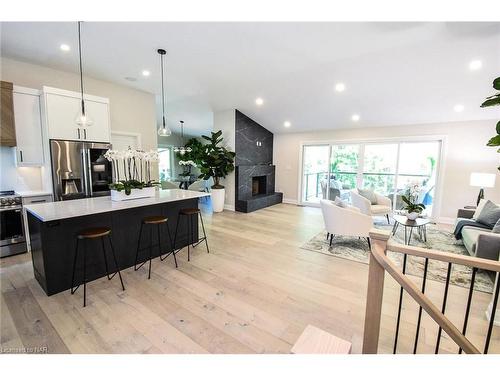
[401,182,425,220]
[198,130,235,212]
[104,148,160,201]
[481,77,500,171]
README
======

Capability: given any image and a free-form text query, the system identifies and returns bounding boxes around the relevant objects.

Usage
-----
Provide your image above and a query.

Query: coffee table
[392,215,430,245]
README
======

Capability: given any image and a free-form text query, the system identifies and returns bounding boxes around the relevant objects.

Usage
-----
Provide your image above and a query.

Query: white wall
[273,120,500,220]
[0,57,159,189]
[213,109,236,210]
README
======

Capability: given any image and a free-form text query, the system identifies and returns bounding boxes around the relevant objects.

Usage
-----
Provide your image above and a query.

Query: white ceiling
[1,22,499,136]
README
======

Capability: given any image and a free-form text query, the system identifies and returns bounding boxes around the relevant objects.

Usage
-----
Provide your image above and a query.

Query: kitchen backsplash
[0,146,43,191]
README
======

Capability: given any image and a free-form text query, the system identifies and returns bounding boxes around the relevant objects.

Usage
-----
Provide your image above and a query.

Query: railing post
[363,229,391,354]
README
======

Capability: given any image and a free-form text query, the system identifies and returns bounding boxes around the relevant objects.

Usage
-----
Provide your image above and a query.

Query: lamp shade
[470,173,496,188]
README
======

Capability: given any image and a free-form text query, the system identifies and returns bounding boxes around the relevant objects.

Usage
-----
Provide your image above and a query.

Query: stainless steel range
[0,190,27,258]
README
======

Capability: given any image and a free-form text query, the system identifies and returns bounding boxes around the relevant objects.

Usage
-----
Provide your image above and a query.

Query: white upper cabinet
[42,86,111,143]
[13,86,44,166]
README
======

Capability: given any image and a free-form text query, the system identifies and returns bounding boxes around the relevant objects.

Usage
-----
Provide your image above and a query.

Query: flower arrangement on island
[104,147,160,195]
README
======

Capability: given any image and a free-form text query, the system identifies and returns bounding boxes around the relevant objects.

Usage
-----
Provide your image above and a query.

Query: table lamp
[470,173,496,205]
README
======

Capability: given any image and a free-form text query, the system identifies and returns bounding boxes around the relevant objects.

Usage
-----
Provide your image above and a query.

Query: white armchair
[350,189,392,224]
[320,199,373,248]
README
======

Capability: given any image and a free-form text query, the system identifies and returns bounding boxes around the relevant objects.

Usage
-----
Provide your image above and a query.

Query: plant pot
[111,186,156,201]
[406,211,419,220]
[211,188,225,213]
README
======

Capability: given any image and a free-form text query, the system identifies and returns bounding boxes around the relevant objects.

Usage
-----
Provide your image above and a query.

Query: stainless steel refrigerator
[50,140,113,201]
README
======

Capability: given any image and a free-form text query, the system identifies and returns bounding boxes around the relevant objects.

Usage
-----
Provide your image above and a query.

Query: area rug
[300,218,494,293]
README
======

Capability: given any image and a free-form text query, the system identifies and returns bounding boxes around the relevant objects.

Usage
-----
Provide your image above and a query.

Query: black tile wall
[235,110,273,166]
[234,110,282,212]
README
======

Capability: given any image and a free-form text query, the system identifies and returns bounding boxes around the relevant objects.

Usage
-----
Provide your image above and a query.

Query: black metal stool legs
[191,212,209,253]
[160,220,178,268]
[70,239,88,307]
[107,236,125,291]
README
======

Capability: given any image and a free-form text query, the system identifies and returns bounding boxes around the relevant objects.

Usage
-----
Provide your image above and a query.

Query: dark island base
[28,198,199,296]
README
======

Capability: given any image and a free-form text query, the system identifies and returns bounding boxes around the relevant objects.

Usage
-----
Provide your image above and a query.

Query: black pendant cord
[77,21,85,116]
[160,52,166,128]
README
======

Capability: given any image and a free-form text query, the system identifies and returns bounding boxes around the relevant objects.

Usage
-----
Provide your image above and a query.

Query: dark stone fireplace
[234,110,283,213]
[252,176,266,196]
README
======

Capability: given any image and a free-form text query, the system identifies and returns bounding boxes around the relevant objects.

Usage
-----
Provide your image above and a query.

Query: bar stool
[71,227,125,307]
[173,208,209,261]
[135,215,177,279]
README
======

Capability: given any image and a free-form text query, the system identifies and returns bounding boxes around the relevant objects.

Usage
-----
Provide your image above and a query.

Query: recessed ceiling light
[60,44,70,52]
[255,97,264,106]
[351,114,360,122]
[469,60,482,71]
[335,83,346,92]
[142,70,150,77]
[284,121,291,128]
[454,104,464,112]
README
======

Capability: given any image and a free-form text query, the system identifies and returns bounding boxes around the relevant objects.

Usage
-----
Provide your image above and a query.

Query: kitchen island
[25,189,209,296]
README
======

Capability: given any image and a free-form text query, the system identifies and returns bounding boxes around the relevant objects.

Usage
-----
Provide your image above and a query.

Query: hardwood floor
[1,203,498,354]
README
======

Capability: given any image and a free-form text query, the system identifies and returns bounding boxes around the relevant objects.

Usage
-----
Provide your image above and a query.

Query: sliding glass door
[301,145,330,203]
[362,143,398,196]
[300,139,441,217]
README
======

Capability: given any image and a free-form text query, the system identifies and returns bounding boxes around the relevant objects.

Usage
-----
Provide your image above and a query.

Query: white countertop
[24,189,209,222]
[16,190,53,198]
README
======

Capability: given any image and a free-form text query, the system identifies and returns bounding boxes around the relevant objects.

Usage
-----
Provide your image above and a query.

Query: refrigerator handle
[81,148,89,197]
[86,149,93,196]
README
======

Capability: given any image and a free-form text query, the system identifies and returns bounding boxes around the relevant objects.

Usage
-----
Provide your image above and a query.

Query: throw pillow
[358,188,377,205]
[472,199,488,220]
[493,218,500,234]
[476,200,500,228]
[334,196,348,208]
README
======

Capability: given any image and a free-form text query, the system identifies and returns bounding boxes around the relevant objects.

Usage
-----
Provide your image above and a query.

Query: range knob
[0,198,6,206]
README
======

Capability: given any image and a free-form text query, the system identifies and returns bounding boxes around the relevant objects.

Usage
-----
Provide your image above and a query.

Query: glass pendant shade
[158,126,172,137]
[75,110,94,127]
[157,49,171,137]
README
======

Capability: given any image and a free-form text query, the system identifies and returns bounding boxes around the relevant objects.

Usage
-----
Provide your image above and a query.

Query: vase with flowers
[104,147,160,201]
[402,182,425,220]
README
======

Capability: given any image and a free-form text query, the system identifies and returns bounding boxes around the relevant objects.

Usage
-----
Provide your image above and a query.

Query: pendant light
[157,49,172,137]
[74,21,93,127]
[174,121,192,155]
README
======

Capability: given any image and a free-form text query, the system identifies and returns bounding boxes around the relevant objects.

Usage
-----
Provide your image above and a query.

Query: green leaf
[487,135,500,147]
[481,95,500,108]
[493,77,500,90]
[496,121,500,135]
[401,196,411,205]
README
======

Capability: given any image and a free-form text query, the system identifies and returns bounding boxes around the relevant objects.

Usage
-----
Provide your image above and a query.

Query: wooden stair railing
[363,229,500,354]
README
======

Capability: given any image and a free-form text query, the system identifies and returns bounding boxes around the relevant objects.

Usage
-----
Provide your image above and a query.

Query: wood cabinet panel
[0,81,16,146]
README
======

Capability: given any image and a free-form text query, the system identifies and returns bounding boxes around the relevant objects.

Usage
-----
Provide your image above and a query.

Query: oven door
[0,207,25,246]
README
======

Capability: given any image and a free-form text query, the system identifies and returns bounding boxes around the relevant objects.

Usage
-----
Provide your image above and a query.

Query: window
[362,143,398,196]
[300,139,441,216]
[158,147,172,181]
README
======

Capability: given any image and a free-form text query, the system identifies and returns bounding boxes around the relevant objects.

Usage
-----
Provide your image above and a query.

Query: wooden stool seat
[77,227,111,239]
[179,207,201,216]
[143,215,168,224]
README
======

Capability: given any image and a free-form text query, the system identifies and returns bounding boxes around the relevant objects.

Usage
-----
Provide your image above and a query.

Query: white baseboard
[282,198,299,205]
[436,217,455,225]
[224,204,235,211]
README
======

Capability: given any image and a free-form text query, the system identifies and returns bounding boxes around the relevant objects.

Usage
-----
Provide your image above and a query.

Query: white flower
[179,160,196,167]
